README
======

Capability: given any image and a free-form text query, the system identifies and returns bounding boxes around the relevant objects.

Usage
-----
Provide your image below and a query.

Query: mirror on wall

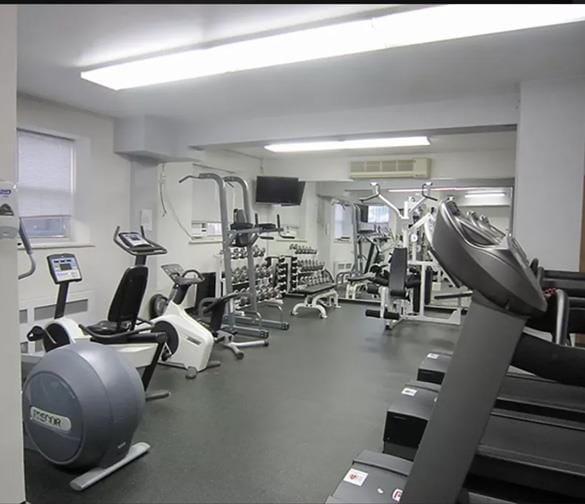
[212,128,517,306]
[317,181,514,303]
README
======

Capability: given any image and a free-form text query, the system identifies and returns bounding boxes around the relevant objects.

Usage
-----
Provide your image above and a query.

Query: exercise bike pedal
[206,360,222,369]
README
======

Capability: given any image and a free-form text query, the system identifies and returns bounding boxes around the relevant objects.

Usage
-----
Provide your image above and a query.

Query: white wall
[514,77,585,270]
[17,95,132,334]
[0,6,25,503]
[146,151,263,303]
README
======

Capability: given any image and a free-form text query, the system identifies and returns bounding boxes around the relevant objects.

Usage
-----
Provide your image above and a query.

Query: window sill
[275,238,306,243]
[189,238,223,245]
[19,241,96,251]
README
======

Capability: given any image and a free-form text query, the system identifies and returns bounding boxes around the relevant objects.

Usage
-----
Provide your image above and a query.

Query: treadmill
[418,222,585,421]
[328,199,552,503]
[383,378,585,498]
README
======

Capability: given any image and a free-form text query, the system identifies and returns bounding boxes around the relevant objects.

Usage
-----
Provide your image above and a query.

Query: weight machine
[363,183,466,327]
[330,198,393,300]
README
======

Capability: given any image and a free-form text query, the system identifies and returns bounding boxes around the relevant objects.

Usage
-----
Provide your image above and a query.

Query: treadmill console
[119,232,151,249]
[47,253,82,284]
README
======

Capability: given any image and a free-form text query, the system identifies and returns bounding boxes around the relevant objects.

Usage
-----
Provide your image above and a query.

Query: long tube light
[265,136,430,153]
[464,192,506,198]
[379,187,509,194]
[81,5,585,90]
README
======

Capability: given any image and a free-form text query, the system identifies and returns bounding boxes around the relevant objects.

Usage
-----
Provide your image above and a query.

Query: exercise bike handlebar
[112,226,168,256]
[18,219,37,280]
[177,268,205,285]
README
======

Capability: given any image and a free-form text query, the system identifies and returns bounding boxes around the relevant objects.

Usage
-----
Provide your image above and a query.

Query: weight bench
[345,273,374,300]
[292,283,340,319]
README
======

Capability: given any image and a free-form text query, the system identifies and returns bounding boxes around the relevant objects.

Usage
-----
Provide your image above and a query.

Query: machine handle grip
[19,220,33,254]
[182,268,204,283]
[422,182,438,201]
[18,219,37,280]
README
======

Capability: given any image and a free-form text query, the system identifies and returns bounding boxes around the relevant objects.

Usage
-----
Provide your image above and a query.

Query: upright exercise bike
[26,228,171,400]
[149,264,221,378]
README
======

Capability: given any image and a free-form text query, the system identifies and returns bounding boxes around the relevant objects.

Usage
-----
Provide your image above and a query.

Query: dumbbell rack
[219,246,281,306]
[266,256,290,294]
[216,245,288,331]
[289,244,329,291]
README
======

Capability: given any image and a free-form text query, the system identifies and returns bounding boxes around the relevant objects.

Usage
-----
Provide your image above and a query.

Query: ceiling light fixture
[265,136,430,153]
[464,192,506,198]
[81,5,585,90]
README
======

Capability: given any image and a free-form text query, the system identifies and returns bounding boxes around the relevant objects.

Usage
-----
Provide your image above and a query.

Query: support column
[0,5,26,503]
[129,158,162,307]
[514,77,585,270]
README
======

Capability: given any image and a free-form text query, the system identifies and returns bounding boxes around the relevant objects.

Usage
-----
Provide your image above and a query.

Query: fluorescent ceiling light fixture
[386,187,467,193]
[81,5,585,90]
[383,187,509,194]
[265,136,430,153]
[464,192,506,198]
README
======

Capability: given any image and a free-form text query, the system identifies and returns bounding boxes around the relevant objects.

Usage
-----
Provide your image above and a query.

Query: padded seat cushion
[258,223,277,232]
[296,283,336,295]
[86,320,132,335]
[347,274,372,283]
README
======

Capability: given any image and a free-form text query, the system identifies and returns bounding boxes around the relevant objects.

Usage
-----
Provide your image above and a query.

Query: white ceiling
[17,5,585,126]
[216,131,517,159]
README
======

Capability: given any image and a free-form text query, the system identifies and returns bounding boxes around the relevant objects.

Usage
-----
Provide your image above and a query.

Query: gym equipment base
[70,442,150,491]
[326,449,514,504]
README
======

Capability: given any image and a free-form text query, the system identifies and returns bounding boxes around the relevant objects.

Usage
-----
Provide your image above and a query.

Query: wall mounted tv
[255,176,304,205]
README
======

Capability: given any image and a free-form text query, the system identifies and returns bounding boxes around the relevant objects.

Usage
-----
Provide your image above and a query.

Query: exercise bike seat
[85,319,133,335]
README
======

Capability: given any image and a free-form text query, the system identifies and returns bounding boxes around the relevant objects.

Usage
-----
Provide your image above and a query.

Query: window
[334,203,353,240]
[191,221,222,238]
[17,130,74,239]
[191,174,222,238]
[368,205,390,224]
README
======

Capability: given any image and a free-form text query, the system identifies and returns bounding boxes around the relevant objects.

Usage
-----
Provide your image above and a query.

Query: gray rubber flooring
[24,300,460,503]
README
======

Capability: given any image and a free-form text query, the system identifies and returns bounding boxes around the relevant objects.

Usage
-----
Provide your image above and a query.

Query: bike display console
[119,232,151,249]
[47,253,82,284]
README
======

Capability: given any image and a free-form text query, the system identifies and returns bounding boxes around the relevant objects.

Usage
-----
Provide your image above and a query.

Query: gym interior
[2,5,585,504]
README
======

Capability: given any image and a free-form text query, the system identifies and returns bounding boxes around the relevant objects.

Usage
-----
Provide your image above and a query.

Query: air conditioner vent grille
[349,158,430,179]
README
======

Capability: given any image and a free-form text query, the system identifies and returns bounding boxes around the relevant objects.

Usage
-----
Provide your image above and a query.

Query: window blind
[17,130,74,218]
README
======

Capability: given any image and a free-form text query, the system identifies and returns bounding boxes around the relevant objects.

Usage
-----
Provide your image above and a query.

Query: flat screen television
[287,181,306,206]
[255,176,303,205]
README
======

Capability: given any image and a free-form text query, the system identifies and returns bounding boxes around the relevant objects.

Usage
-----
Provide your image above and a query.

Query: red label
[392,488,403,502]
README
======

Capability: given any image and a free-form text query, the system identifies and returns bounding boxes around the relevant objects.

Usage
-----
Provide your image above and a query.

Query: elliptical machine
[16,221,154,492]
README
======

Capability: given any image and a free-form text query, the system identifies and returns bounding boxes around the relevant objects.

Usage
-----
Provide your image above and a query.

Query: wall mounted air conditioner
[334,261,353,278]
[349,158,431,179]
